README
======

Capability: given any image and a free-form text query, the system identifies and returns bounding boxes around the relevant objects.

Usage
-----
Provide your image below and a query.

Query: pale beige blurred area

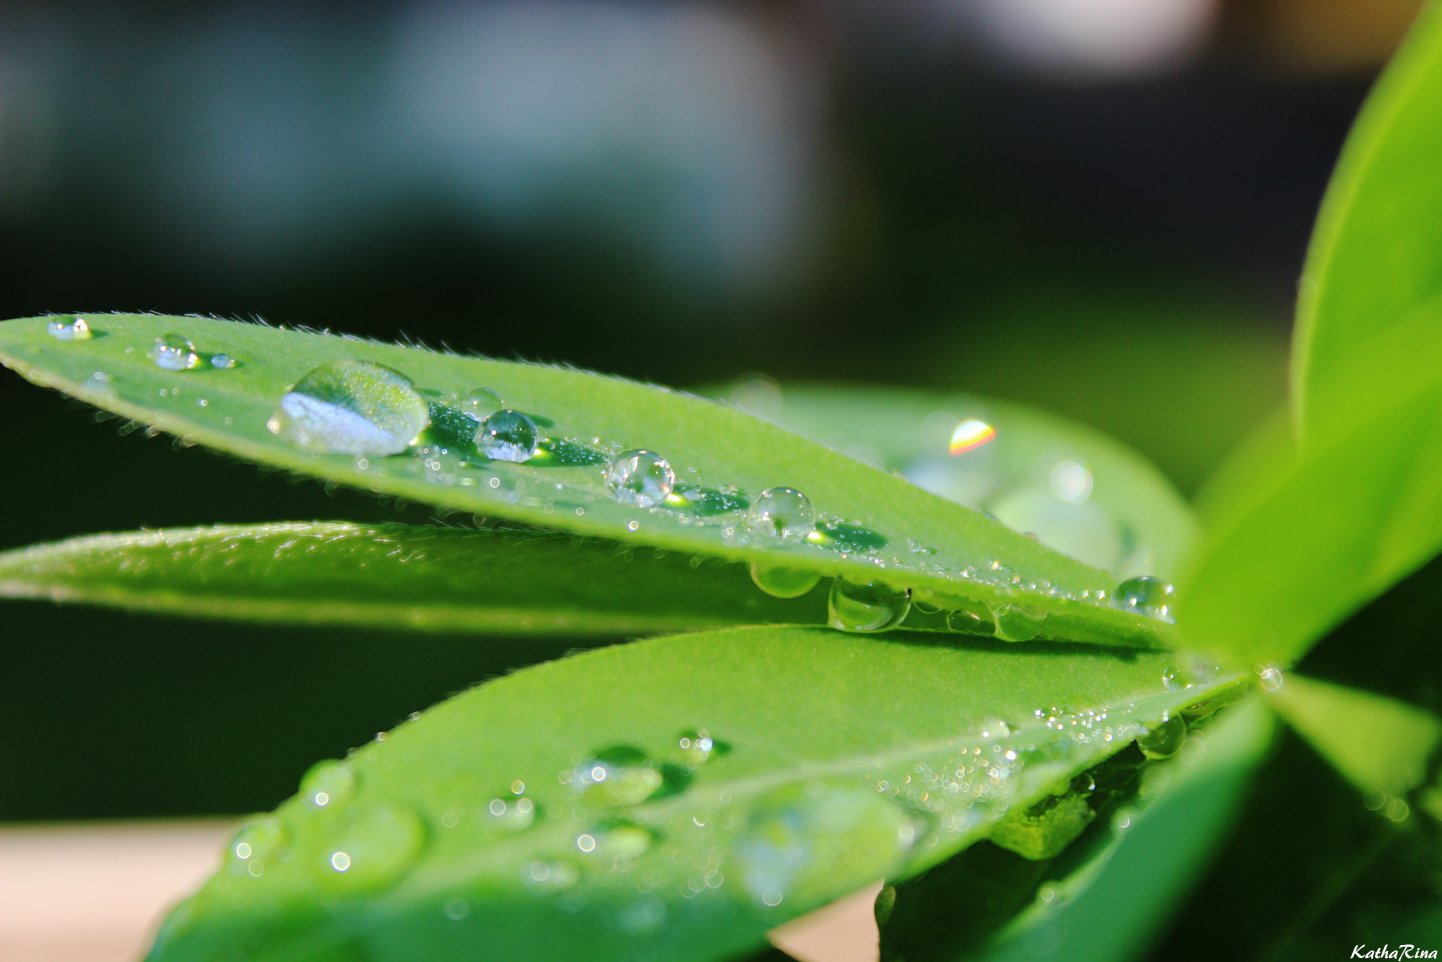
[0,821,881,962]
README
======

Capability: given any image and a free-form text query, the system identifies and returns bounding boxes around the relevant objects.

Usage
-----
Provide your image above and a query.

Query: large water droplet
[475,409,538,463]
[746,487,816,540]
[461,388,503,421]
[1112,576,1175,623]
[319,802,426,892]
[46,316,92,341]
[946,599,997,636]
[735,783,916,909]
[149,333,201,371]
[604,450,676,508]
[1162,666,1185,692]
[1137,714,1187,759]
[990,603,1047,642]
[573,747,672,807]
[749,562,822,598]
[301,760,358,810]
[268,360,429,457]
[829,579,911,632]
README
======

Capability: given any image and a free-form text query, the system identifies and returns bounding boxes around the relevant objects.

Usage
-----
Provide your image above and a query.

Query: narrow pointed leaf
[0,314,1174,648]
[0,522,827,635]
[1265,674,1442,797]
[724,384,1196,580]
[146,626,1244,962]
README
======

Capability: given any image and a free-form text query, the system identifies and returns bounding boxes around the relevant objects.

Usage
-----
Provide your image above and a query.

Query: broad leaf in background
[723,383,1195,581]
[1265,675,1442,798]
[148,626,1244,962]
[0,314,1176,648]
[0,523,826,635]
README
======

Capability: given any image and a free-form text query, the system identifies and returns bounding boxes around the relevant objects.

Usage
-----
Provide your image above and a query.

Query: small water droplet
[829,579,911,632]
[1137,715,1187,759]
[318,802,425,891]
[746,487,816,540]
[1258,666,1284,692]
[461,387,504,420]
[945,600,997,636]
[749,562,822,598]
[474,409,539,463]
[209,354,236,369]
[46,316,91,341]
[1112,576,1175,623]
[483,796,536,834]
[604,450,675,508]
[677,729,723,766]
[1162,666,1185,692]
[268,360,430,457]
[301,760,358,810]
[572,746,687,806]
[226,818,287,876]
[990,603,1047,642]
[148,333,202,371]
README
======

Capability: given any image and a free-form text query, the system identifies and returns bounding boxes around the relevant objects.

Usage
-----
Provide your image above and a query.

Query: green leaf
[1264,674,1442,797]
[146,625,1244,962]
[0,522,827,635]
[1292,0,1442,436]
[723,383,1196,580]
[0,313,1175,648]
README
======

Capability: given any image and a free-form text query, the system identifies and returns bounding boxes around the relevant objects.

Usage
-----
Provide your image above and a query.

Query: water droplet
[572,746,687,806]
[945,600,997,636]
[46,316,91,341]
[990,603,1047,642]
[209,354,236,370]
[474,410,539,463]
[735,783,916,909]
[301,760,358,810]
[522,860,579,892]
[268,360,429,457]
[604,450,676,508]
[318,802,426,891]
[148,333,201,371]
[746,487,816,540]
[226,818,287,876]
[677,729,722,766]
[461,388,503,420]
[828,579,911,632]
[1162,666,1185,692]
[1137,715,1187,759]
[950,419,996,455]
[749,562,822,598]
[483,796,536,834]
[1258,666,1284,692]
[1112,576,1175,623]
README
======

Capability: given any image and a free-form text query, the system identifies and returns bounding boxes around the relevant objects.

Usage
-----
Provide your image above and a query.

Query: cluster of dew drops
[47,316,1179,636]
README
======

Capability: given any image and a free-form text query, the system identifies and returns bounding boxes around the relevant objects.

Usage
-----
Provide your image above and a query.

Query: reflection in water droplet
[268,360,429,457]
[47,316,92,341]
[735,783,916,909]
[990,603,1047,642]
[318,802,426,891]
[1162,667,1185,692]
[1112,576,1175,623]
[946,600,997,636]
[1258,666,1284,692]
[749,562,822,599]
[461,388,503,420]
[475,410,539,463]
[301,760,358,810]
[950,419,997,455]
[829,579,911,632]
[1137,715,1187,759]
[746,488,816,540]
[1049,460,1093,504]
[604,450,676,508]
[209,354,236,370]
[149,334,201,371]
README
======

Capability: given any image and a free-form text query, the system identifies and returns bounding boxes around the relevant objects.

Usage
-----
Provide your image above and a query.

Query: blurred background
[0,0,1430,955]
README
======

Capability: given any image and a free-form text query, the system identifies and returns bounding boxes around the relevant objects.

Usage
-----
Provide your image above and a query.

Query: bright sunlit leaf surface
[148,626,1243,962]
[0,523,827,635]
[0,314,1178,648]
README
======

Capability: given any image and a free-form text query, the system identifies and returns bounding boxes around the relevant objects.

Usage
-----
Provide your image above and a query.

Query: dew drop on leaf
[1137,714,1188,759]
[572,746,670,807]
[267,360,430,457]
[946,599,997,636]
[301,759,358,810]
[317,802,426,892]
[746,487,816,540]
[1112,575,1176,623]
[209,353,236,370]
[46,315,91,341]
[1162,666,1185,692]
[749,561,822,598]
[828,579,911,632]
[461,387,504,420]
[484,796,536,834]
[148,333,201,371]
[604,450,676,508]
[474,409,539,463]
[1258,666,1284,692]
[226,818,287,875]
[990,603,1047,642]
